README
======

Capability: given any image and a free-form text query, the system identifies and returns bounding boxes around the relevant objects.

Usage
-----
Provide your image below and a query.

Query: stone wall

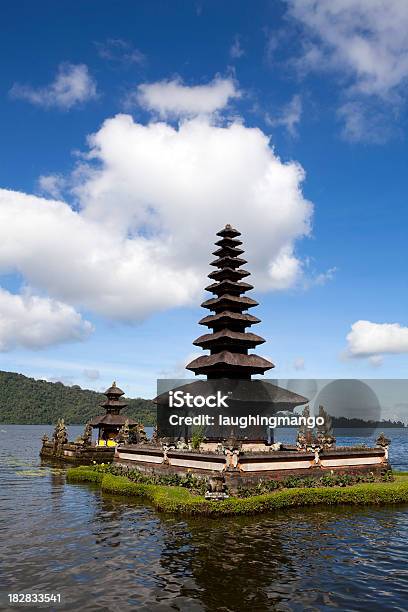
[114,443,390,493]
[40,440,115,464]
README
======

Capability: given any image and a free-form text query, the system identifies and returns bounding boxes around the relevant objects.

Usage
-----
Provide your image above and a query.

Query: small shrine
[40,381,140,463]
[89,382,138,446]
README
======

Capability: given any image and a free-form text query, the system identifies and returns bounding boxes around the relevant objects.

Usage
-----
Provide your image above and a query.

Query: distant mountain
[0,370,155,425]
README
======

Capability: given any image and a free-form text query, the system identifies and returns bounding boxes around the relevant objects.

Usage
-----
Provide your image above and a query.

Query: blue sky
[0,0,407,403]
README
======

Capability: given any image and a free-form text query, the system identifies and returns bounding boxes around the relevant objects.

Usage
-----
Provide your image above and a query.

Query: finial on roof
[225,223,232,229]
[112,381,116,387]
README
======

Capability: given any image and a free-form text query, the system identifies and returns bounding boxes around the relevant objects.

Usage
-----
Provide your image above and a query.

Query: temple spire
[186,225,274,379]
[102,382,127,414]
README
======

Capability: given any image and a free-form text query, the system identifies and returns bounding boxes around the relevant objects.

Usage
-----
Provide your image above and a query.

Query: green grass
[66,467,408,517]
[66,465,104,484]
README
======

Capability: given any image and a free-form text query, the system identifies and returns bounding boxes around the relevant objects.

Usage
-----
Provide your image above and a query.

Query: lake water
[1,425,408,611]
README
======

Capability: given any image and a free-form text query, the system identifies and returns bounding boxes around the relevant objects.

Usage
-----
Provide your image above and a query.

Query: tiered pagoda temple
[186,224,274,379]
[90,382,138,446]
[154,225,308,445]
[112,225,391,491]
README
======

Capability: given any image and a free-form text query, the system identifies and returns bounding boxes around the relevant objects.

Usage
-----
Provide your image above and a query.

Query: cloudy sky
[0,0,407,401]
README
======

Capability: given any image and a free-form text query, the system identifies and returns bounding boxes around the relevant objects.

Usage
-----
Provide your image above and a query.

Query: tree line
[0,370,156,425]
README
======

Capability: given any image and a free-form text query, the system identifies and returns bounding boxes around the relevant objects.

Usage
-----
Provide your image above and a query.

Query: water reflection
[1,426,408,611]
[176,508,406,611]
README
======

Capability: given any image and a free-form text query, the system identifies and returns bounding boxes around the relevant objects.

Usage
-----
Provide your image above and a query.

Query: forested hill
[0,370,156,425]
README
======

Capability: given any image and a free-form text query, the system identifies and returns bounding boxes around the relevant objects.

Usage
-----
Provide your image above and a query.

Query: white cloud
[0,80,315,337]
[293,357,305,370]
[10,63,97,109]
[38,174,66,199]
[337,101,391,143]
[287,0,408,98]
[83,368,100,380]
[0,287,93,351]
[369,354,384,368]
[134,76,240,118]
[230,35,245,59]
[95,38,145,66]
[303,266,337,289]
[266,94,302,136]
[346,320,408,359]
[267,246,303,289]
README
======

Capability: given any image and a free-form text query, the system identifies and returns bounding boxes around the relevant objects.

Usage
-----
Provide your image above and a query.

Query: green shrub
[237,470,393,498]
[66,467,408,517]
[66,466,103,484]
[90,462,208,495]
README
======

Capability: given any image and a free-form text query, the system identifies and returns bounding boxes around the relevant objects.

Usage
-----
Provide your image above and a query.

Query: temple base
[40,440,115,464]
[115,443,390,494]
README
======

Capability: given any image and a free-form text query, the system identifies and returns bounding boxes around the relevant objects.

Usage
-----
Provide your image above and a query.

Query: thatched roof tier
[199,310,261,329]
[214,237,243,248]
[210,255,247,269]
[201,294,258,311]
[208,267,250,281]
[104,381,124,397]
[186,350,274,377]
[212,245,244,257]
[193,328,265,349]
[204,280,254,295]
[101,399,128,412]
[89,413,138,427]
[155,379,307,408]
[216,224,241,238]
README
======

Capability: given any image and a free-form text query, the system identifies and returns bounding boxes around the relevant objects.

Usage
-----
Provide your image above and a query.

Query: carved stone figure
[137,423,148,444]
[74,422,93,446]
[376,432,390,447]
[376,432,391,460]
[316,405,336,449]
[224,431,241,452]
[127,422,148,444]
[116,419,130,444]
[225,448,239,469]
[296,405,310,450]
[52,418,68,453]
[205,474,229,500]
[82,422,93,446]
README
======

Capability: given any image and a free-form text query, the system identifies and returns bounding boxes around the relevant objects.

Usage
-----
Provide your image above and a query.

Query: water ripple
[1,425,408,611]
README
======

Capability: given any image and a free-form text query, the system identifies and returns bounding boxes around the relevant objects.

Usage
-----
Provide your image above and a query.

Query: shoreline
[67,466,408,517]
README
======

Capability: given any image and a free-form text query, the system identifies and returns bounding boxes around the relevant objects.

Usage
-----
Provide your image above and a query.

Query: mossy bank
[66,466,408,517]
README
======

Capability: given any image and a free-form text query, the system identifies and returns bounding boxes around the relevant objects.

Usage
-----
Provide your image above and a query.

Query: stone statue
[224,430,241,452]
[53,418,68,452]
[376,432,390,447]
[137,423,148,444]
[205,474,229,500]
[75,422,93,446]
[83,422,93,446]
[316,405,336,449]
[127,422,148,444]
[376,432,391,460]
[296,405,310,450]
[151,427,159,445]
[116,420,130,444]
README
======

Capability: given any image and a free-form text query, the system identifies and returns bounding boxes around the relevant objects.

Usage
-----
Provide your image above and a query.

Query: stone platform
[114,443,390,493]
[40,439,115,464]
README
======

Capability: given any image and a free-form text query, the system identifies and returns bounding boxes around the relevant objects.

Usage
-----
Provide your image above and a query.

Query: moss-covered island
[66,465,408,517]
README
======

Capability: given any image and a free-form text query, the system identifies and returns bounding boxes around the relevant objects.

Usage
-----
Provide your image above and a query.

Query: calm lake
[1,425,408,611]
